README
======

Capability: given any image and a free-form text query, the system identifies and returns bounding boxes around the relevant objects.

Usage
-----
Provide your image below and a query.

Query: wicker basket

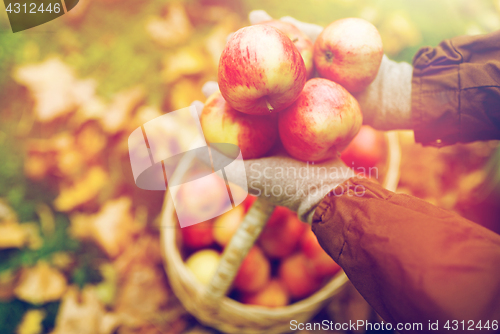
[160,131,401,334]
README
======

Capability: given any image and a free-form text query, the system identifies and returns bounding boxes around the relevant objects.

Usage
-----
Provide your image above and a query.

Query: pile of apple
[184,195,342,307]
[200,17,384,162]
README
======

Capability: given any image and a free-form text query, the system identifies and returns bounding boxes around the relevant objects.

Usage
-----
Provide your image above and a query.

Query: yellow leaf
[14,261,67,304]
[54,166,108,212]
[16,309,45,334]
[169,78,205,111]
[0,222,26,249]
[162,47,208,84]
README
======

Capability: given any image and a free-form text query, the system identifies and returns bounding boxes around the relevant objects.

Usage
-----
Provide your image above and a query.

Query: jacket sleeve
[312,177,500,328]
[412,30,500,146]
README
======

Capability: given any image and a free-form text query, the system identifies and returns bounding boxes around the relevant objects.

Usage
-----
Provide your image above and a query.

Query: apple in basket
[233,246,271,293]
[314,18,383,93]
[301,228,341,278]
[258,207,306,259]
[218,25,307,115]
[213,205,245,247]
[279,252,322,300]
[279,78,362,162]
[240,279,290,307]
[181,220,214,250]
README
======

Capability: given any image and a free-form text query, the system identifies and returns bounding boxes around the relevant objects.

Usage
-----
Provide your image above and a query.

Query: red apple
[258,20,314,79]
[181,220,214,250]
[279,253,322,299]
[213,205,244,247]
[218,25,307,115]
[259,207,306,259]
[301,228,341,278]
[341,125,386,170]
[279,78,362,162]
[314,18,383,93]
[200,91,278,159]
[234,246,271,293]
[240,279,290,307]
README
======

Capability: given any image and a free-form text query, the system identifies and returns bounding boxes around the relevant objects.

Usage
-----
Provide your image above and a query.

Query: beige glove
[193,82,355,224]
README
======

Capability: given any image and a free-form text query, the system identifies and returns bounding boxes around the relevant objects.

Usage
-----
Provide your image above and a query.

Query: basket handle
[203,197,275,301]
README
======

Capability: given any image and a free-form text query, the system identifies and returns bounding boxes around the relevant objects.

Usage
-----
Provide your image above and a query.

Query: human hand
[249,10,413,131]
[192,82,355,224]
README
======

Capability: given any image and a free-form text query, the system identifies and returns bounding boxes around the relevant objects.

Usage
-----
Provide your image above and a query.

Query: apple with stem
[314,18,383,93]
[218,25,307,115]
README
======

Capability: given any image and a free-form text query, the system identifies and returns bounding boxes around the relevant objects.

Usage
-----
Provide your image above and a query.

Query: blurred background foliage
[0,0,499,333]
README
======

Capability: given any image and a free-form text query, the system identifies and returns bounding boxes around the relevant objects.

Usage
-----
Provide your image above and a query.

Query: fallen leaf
[14,261,67,304]
[13,58,99,123]
[16,309,45,334]
[75,122,107,158]
[90,197,139,258]
[146,3,193,47]
[54,166,108,212]
[0,222,26,249]
[162,47,208,84]
[169,78,205,111]
[99,86,145,134]
[0,270,18,301]
[70,197,139,258]
[114,263,169,328]
[52,286,120,334]
[113,234,162,277]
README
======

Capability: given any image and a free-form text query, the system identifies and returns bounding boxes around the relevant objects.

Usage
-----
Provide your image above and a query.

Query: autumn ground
[1,0,500,333]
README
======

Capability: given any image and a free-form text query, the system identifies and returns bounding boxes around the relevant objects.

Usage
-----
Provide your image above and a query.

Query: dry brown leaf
[146,3,193,47]
[70,197,139,257]
[89,197,139,258]
[114,264,169,328]
[13,58,99,123]
[113,234,162,277]
[16,309,46,334]
[54,166,108,212]
[14,261,67,304]
[0,270,18,301]
[52,286,120,334]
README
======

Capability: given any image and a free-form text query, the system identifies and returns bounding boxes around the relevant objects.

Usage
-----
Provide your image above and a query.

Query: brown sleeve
[312,177,500,328]
[412,30,500,146]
